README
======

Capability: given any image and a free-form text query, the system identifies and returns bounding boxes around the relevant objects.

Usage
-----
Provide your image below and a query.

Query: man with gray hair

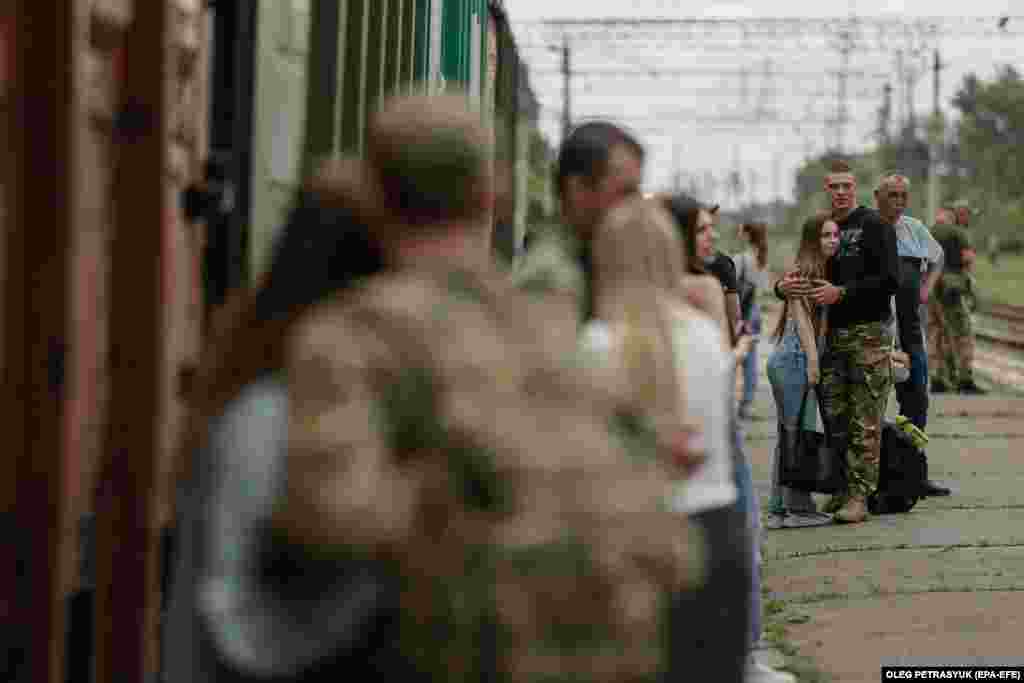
[874,172,952,497]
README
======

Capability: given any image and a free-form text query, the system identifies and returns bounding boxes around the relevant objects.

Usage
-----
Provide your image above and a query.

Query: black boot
[959,380,987,395]
[930,378,949,393]
[920,455,951,497]
[920,480,951,497]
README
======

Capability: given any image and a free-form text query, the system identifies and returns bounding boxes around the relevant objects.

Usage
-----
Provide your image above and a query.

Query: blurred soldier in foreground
[268,95,703,681]
[931,199,985,394]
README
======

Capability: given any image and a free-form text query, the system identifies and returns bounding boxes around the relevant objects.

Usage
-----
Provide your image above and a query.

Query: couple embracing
[767,161,901,527]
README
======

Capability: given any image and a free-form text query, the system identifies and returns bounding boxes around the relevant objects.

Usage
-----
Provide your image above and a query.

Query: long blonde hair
[590,197,691,431]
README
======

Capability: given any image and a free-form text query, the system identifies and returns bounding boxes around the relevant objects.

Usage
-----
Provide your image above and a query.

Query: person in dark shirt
[663,196,743,346]
[706,250,743,340]
[706,250,738,292]
[775,161,900,524]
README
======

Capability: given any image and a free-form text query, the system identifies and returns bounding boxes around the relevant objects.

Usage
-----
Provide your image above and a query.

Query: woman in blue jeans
[765,212,839,529]
[735,223,771,420]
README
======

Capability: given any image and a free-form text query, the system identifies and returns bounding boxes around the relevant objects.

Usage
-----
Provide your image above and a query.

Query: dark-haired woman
[662,194,799,683]
[162,174,416,682]
[764,213,839,529]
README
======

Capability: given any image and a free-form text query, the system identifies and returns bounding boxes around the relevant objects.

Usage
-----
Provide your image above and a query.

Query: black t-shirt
[705,251,738,294]
[826,206,901,330]
[932,223,972,273]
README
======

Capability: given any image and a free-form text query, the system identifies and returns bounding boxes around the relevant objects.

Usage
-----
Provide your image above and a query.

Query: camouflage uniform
[820,321,894,500]
[926,295,951,385]
[273,264,702,682]
[930,223,976,387]
[515,222,591,321]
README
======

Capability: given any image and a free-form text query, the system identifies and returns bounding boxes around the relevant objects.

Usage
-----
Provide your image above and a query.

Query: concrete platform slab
[784,592,1024,683]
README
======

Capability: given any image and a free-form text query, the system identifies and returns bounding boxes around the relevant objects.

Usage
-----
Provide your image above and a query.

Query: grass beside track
[972,253,1024,307]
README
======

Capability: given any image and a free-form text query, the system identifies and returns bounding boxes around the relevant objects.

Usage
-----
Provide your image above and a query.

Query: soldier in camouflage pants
[930,272,976,390]
[819,321,894,503]
[930,201,985,394]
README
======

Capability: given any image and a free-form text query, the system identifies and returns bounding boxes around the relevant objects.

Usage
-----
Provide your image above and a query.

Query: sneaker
[747,656,796,683]
[783,511,834,528]
[765,514,786,530]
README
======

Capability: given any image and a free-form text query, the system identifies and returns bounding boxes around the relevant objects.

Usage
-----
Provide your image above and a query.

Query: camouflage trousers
[820,321,894,499]
[927,273,975,386]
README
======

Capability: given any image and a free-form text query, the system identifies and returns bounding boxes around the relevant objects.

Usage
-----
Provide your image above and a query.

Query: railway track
[976,301,1024,351]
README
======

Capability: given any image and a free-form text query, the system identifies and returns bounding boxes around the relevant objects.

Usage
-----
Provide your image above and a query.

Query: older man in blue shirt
[876,173,951,497]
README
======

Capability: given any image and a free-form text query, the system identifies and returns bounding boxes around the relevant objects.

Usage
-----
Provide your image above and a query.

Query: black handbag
[778,386,848,494]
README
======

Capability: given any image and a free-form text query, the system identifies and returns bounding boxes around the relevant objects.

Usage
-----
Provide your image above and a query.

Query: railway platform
[747,307,1024,682]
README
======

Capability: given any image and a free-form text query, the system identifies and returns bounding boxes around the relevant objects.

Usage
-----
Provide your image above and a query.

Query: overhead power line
[527,67,889,80]
[534,83,885,100]
[512,16,1024,54]
[513,15,1024,33]
[539,109,842,127]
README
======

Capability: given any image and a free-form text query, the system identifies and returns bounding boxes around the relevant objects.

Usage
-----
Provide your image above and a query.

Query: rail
[977,301,1024,351]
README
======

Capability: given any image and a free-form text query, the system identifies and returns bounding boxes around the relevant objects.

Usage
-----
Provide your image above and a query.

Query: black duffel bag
[868,420,928,514]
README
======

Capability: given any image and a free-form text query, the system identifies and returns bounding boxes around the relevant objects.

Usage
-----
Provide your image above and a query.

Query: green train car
[236,0,539,282]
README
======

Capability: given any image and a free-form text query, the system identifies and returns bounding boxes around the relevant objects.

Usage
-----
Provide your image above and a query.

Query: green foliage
[782,67,1024,242]
[952,67,1024,205]
[526,127,556,224]
[969,253,1024,307]
[791,151,882,208]
[783,150,887,239]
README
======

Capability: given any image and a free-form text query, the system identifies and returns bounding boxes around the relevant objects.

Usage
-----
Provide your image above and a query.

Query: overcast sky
[506,0,1022,208]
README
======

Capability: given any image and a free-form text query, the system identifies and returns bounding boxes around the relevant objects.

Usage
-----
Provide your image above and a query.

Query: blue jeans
[739,303,762,412]
[894,345,929,430]
[765,330,819,515]
[728,363,762,648]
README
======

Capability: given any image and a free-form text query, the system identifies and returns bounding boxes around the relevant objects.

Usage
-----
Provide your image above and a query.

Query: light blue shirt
[895,215,943,268]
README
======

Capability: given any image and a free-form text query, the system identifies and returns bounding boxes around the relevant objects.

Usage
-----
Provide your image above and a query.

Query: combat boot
[959,380,987,395]
[833,495,869,524]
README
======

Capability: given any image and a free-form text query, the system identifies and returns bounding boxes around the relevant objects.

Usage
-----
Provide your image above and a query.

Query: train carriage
[0,2,539,681]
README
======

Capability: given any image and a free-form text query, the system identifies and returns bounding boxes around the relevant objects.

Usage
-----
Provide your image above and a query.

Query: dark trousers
[666,502,752,683]
[894,258,929,430]
[895,346,929,430]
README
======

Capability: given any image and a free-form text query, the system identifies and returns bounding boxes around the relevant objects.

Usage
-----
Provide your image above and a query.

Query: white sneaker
[783,511,833,528]
[747,657,797,683]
